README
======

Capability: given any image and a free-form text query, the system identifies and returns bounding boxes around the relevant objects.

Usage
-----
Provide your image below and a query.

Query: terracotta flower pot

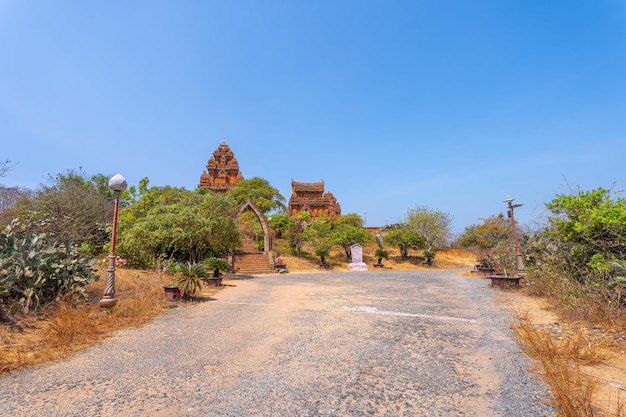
[204,277,223,287]
[490,276,521,288]
[163,285,181,301]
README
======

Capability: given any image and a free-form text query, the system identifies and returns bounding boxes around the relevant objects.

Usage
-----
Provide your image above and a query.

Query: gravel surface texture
[0,269,554,416]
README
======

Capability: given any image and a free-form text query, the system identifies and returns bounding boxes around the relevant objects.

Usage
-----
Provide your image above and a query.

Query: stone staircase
[234,239,273,275]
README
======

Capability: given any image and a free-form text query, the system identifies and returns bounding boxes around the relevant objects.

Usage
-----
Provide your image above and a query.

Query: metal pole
[100,191,121,308]
[505,197,525,275]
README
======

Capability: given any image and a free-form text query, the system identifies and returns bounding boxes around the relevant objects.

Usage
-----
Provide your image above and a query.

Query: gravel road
[0,269,554,416]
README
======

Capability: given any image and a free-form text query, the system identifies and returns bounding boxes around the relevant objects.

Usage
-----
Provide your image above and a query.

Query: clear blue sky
[1,1,625,234]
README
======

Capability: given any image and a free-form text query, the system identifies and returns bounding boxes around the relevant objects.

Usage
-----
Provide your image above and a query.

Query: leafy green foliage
[545,187,626,271]
[330,214,372,260]
[383,227,424,260]
[204,257,230,277]
[315,247,331,264]
[422,249,436,264]
[0,221,98,314]
[268,213,294,238]
[117,187,241,267]
[10,169,116,256]
[284,212,310,256]
[526,186,626,314]
[374,249,389,264]
[304,216,333,263]
[228,177,286,214]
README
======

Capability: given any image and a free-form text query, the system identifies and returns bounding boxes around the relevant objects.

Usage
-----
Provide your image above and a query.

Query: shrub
[170,262,207,298]
[374,249,389,264]
[204,257,230,277]
[0,220,98,314]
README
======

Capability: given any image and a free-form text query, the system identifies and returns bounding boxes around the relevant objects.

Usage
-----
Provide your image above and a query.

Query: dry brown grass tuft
[0,267,175,374]
[513,314,624,416]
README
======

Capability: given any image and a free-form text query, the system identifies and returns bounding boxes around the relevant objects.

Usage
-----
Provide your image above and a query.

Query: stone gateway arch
[234,198,275,273]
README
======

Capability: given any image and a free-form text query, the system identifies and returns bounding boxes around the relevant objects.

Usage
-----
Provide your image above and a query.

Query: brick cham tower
[288,180,341,219]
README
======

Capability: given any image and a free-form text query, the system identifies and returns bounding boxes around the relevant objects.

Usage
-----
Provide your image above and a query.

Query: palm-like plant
[172,262,207,298]
[374,249,389,265]
[315,247,331,265]
[204,257,230,277]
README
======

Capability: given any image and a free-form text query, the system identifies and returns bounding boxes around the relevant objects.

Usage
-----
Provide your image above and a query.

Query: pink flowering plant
[476,248,515,276]
[492,251,514,277]
[476,250,497,269]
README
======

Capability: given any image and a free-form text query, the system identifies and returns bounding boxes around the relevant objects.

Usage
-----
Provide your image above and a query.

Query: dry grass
[0,267,209,374]
[513,313,625,417]
[276,241,475,272]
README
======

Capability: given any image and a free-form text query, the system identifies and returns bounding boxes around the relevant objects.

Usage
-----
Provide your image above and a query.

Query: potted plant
[170,262,207,299]
[475,250,497,277]
[163,261,182,301]
[203,257,230,286]
[373,249,389,268]
[273,255,287,272]
[490,250,520,288]
[315,247,331,269]
[162,284,181,301]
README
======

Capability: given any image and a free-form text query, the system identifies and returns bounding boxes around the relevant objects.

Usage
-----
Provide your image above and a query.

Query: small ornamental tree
[405,206,453,256]
[332,221,374,260]
[304,216,334,264]
[383,227,424,260]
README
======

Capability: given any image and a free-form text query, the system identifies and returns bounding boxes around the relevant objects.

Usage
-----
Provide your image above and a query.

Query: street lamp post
[363,210,367,229]
[100,174,127,308]
[503,195,525,275]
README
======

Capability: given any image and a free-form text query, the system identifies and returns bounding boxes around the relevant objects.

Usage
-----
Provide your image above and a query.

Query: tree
[330,214,373,260]
[405,206,453,257]
[13,169,115,255]
[118,187,241,267]
[545,187,626,273]
[0,185,33,224]
[458,214,511,249]
[268,213,294,238]
[228,177,286,214]
[304,216,334,264]
[383,227,424,260]
[285,212,310,257]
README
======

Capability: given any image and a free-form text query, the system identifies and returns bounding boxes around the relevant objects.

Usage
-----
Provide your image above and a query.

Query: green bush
[203,257,230,277]
[374,249,389,264]
[527,187,626,320]
[0,220,98,314]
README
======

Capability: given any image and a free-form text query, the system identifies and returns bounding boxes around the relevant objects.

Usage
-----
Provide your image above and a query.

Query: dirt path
[0,270,554,416]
